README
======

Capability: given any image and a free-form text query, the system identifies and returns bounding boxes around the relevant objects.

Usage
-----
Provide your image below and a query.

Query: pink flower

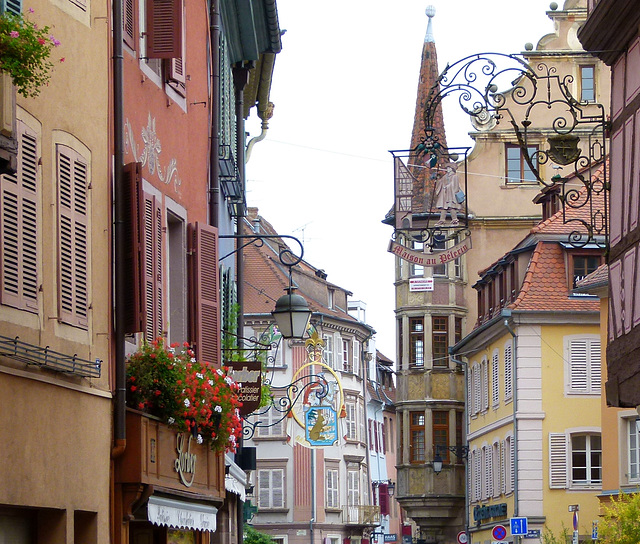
[59,57,65,63]
[50,35,61,46]
[37,37,46,45]
[9,31,19,38]
[28,7,34,12]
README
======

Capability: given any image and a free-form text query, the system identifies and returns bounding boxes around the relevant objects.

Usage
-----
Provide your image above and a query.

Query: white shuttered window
[568,337,601,394]
[258,468,285,509]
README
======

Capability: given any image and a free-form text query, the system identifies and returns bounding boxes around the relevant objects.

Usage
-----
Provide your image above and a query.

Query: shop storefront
[115,410,227,544]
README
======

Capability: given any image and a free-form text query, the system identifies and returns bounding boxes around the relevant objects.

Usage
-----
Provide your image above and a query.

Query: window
[345,401,357,441]
[1,119,39,311]
[347,470,360,507]
[410,411,425,463]
[432,316,448,367]
[255,403,286,438]
[580,65,595,102]
[323,334,334,369]
[491,350,500,407]
[411,241,424,277]
[549,432,601,488]
[326,468,339,508]
[628,418,640,482]
[342,339,351,372]
[409,317,424,368]
[572,434,602,486]
[504,435,514,494]
[506,144,537,183]
[454,235,463,278]
[571,253,601,288]
[567,337,601,394]
[432,238,446,276]
[257,468,285,509]
[504,341,513,401]
[353,339,360,377]
[433,411,449,463]
[56,144,89,328]
[328,288,334,309]
[482,445,493,499]
[167,210,187,344]
[471,448,481,502]
[454,317,462,344]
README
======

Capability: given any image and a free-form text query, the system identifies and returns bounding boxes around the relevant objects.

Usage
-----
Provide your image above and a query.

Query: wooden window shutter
[569,339,589,392]
[549,432,568,489]
[379,483,389,516]
[123,0,136,50]
[1,119,38,310]
[143,192,163,340]
[57,145,89,328]
[122,162,144,333]
[0,0,22,16]
[146,0,182,59]
[188,221,220,365]
[167,9,186,96]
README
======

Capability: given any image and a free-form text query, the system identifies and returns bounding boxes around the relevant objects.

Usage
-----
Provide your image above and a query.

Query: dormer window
[570,253,602,289]
[328,288,334,309]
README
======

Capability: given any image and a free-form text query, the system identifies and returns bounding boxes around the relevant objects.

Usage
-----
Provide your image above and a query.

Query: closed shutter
[123,162,144,333]
[0,0,22,15]
[257,469,284,509]
[141,192,163,340]
[500,440,506,495]
[379,483,389,516]
[57,145,88,328]
[146,0,182,59]
[1,120,38,310]
[549,432,568,489]
[188,222,219,365]
[569,339,589,391]
[504,342,513,400]
[492,351,500,407]
[485,445,493,498]
[589,340,601,393]
[123,0,136,50]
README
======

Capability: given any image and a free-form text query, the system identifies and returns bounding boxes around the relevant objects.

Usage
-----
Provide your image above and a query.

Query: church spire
[408,6,448,212]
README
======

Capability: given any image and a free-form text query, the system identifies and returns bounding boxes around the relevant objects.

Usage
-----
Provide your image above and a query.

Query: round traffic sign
[492,525,507,541]
[456,531,468,544]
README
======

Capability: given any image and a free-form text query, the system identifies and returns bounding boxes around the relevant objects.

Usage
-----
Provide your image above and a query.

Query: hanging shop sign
[227,360,262,416]
[147,495,217,532]
[388,236,472,267]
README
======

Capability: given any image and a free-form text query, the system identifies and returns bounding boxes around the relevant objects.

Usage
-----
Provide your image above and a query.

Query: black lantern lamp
[387,481,396,497]
[272,287,312,339]
[433,452,444,475]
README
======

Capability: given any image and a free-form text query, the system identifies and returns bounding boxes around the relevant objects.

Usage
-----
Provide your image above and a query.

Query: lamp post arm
[219,234,304,267]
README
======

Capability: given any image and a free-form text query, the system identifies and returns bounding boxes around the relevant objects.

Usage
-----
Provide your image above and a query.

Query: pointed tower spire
[409,6,448,212]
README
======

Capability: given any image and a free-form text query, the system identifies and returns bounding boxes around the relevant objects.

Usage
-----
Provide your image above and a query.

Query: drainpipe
[112,0,126,459]
[502,310,519,531]
[233,64,249,348]
[245,103,273,163]
[209,0,220,228]
[450,352,469,544]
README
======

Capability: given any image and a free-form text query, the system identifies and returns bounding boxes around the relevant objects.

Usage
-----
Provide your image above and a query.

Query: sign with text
[227,360,262,415]
[410,278,434,291]
[388,236,472,267]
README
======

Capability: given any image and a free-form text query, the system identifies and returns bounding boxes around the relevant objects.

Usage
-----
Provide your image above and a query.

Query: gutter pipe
[112,0,126,459]
[209,0,220,228]
[450,351,469,544]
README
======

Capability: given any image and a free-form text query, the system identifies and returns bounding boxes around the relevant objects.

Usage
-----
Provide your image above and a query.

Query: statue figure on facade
[433,162,463,227]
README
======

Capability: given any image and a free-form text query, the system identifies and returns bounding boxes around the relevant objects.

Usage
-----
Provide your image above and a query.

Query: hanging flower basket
[126,338,243,453]
[0,8,60,98]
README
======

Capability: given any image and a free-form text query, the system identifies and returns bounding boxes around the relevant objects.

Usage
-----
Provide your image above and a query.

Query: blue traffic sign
[511,517,528,536]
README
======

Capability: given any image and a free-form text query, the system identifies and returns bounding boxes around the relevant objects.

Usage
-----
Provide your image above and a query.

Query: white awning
[224,453,247,501]
[147,496,218,532]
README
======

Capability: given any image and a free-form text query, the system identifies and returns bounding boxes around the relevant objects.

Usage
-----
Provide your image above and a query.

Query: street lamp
[272,287,312,339]
[432,445,469,475]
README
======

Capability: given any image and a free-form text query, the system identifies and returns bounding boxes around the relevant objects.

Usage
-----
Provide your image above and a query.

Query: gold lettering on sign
[174,434,197,487]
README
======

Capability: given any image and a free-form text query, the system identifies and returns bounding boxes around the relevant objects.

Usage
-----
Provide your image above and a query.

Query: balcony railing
[344,505,381,525]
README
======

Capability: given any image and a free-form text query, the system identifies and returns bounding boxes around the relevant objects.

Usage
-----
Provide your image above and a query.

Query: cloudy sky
[246,0,559,358]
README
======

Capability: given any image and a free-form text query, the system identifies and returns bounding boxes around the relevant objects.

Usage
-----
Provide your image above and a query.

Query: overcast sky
[246,0,559,358]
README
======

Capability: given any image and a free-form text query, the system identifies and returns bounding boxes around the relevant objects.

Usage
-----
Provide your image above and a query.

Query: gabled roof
[508,241,599,313]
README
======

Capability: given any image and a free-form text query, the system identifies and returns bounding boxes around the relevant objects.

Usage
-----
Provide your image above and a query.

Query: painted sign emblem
[227,360,262,416]
[305,405,338,446]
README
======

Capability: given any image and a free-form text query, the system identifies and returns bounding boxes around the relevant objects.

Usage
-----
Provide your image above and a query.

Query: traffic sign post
[492,525,507,541]
[456,531,468,544]
[510,517,528,536]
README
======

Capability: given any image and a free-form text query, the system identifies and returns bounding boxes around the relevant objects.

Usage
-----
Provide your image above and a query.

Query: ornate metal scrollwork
[420,52,608,247]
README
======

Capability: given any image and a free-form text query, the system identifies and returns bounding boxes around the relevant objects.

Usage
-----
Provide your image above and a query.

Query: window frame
[345,400,357,441]
[409,317,424,368]
[569,252,603,290]
[326,467,339,509]
[432,315,448,367]
[257,467,286,510]
[409,411,425,464]
[506,144,538,184]
[566,335,601,395]
[580,64,595,102]
[432,410,449,463]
